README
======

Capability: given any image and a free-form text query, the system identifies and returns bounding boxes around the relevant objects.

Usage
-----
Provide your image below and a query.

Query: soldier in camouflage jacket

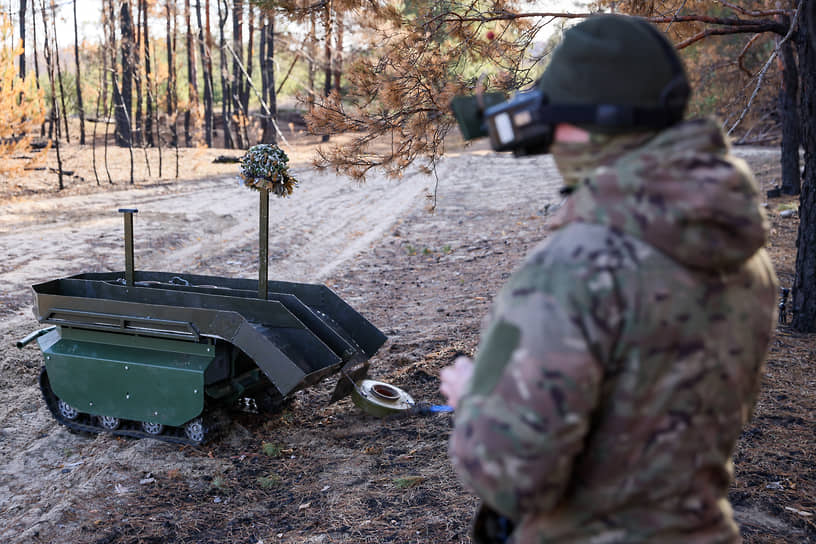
[441,15,778,544]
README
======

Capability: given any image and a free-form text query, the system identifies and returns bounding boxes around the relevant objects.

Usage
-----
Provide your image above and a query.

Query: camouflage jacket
[449,119,778,543]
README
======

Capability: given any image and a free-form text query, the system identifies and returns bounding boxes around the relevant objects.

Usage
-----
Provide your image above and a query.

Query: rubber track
[39,368,216,446]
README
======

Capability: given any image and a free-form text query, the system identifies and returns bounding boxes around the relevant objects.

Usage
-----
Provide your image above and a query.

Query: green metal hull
[32,271,387,397]
[23,271,387,443]
[40,327,213,426]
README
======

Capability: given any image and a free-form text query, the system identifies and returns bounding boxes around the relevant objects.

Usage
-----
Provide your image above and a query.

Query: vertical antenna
[118,208,138,287]
[259,189,269,299]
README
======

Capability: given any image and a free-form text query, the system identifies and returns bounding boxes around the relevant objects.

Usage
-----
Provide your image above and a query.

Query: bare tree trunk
[165,0,175,146]
[165,0,178,152]
[33,1,44,136]
[232,0,244,148]
[792,0,816,331]
[244,5,254,124]
[184,0,198,146]
[260,10,267,118]
[44,1,56,143]
[19,0,26,78]
[40,0,63,189]
[73,0,86,144]
[778,12,801,195]
[196,0,213,147]
[95,4,113,185]
[92,69,103,185]
[117,0,134,148]
[143,0,154,147]
[142,0,154,147]
[218,0,233,149]
[50,0,70,143]
[134,0,144,147]
[260,12,276,144]
[333,10,343,93]
[308,10,316,113]
[241,7,252,147]
[205,0,216,145]
[321,2,333,143]
[104,0,116,184]
[94,11,111,185]
[169,1,179,177]
[112,75,136,185]
[104,104,113,182]
[151,42,162,177]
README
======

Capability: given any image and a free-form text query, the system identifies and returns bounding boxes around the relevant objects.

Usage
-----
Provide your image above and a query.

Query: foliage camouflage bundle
[239,144,299,197]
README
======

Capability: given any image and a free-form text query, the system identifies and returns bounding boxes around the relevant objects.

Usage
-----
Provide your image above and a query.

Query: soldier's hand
[439,356,474,410]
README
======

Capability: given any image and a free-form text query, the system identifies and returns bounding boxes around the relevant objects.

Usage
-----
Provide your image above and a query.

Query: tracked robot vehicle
[17,209,386,445]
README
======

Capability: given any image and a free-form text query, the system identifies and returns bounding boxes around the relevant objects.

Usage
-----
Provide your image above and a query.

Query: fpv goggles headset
[450,23,689,156]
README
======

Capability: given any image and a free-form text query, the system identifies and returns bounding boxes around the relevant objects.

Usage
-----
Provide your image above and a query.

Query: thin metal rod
[119,208,138,287]
[258,190,269,300]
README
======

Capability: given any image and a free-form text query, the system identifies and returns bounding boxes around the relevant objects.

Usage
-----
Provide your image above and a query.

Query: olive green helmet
[537,14,690,133]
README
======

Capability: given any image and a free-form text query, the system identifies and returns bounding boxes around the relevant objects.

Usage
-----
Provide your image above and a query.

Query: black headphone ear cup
[660,74,691,121]
[636,18,689,119]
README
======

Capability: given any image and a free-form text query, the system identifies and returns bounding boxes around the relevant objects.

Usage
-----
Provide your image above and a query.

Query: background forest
[0,0,796,180]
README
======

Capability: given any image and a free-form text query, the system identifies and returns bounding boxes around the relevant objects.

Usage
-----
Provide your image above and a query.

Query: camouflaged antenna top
[239,144,301,299]
[239,144,299,197]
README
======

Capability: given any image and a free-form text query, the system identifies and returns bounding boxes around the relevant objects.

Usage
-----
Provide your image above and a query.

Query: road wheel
[183,418,205,443]
[57,399,79,420]
[141,421,163,435]
[98,415,121,430]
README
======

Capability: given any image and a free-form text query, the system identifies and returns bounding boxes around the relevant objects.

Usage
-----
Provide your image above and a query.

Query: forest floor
[0,132,813,544]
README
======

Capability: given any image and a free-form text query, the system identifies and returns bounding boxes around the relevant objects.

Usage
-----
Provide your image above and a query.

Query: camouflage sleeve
[449,241,621,520]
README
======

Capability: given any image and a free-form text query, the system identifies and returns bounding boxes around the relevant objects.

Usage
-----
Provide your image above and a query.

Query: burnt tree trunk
[166,1,179,150]
[244,4,254,138]
[112,76,135,184]
[117,1,134,148]
[260,12,267,135]
[19,0,26,78]
[143,0,154,147]
[40,0,63,189]
[33,2,44,136]
[205,0,215,145]
[218,0,233,149]
[92,68,103,185]
[232,0,245,148]
[152,41,163,176]
[196,0,214,146]
[184,0,198,146]
[308,11,316,113]
[50,0,70,143]
[321,3,332,143]
[134,0,143,146]
[104,0,116,183]
[260,12,276,144]
[334,10,343,93]
[779,13,801,195]
[134,0,150,178]
[792,0,816,331]
[73,0,86,144]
